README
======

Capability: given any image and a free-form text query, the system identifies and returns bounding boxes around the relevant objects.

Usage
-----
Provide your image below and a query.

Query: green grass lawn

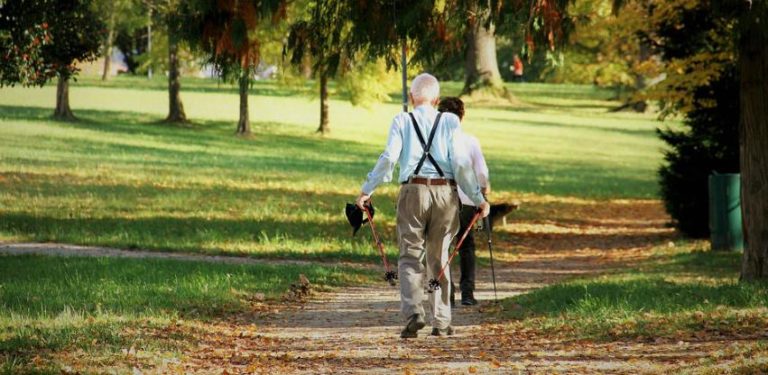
[0,75,672,258]
[0,254,371,374]
[502,244,768,342]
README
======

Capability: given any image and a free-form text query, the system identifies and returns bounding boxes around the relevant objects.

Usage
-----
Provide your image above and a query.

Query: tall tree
[154,0,188,123]
[732,1,768,281]
[285,0,348,134]
[165,26,187,122]
[0,0,103,120]
[617,0,767,280]
[462,0,504,95]
[181,0,286,135]
[92,0,144,81]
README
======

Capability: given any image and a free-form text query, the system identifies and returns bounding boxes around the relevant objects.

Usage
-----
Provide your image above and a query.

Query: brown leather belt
[402,177,457,186]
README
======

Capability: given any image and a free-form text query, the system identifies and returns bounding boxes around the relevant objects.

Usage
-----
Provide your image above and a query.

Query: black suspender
[408,112,445,177]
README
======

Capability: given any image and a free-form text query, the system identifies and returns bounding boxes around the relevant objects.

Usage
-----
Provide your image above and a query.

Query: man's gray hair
[410,73,440,102]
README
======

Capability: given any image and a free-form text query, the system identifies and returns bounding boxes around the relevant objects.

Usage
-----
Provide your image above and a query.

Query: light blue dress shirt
[361,105,486,206]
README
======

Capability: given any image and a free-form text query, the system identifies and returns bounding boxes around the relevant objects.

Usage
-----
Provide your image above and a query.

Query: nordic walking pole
[363,204,397,286]
[484,216,499,303]
[401,39,408,112]
[428,210,483,292]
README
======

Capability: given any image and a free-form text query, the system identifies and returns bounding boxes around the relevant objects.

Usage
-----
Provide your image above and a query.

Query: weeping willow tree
[180,0,287,135]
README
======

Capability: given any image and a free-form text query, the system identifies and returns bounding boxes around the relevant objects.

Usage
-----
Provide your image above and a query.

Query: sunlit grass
[501,245,768,341]
[0,255,372,373]
[0,76,673,258]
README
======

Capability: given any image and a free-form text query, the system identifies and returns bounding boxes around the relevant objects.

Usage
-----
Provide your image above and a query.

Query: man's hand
[479,201,491,218]
[356,193,371,210]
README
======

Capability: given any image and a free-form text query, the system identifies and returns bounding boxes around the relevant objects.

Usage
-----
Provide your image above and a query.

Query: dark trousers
[455,204,477,293]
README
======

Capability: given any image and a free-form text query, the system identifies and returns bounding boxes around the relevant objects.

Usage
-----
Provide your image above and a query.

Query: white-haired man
[356,73,490,338]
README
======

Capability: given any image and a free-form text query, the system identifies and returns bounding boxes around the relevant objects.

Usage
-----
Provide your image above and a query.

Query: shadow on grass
[503,251,767,319]
[0,210,392,263]
[489,157,658,199]
[0,254,372,366]
[0,168,403,264]
[0,104,377,178]
[0,255,371,318]
[1,104,659,198]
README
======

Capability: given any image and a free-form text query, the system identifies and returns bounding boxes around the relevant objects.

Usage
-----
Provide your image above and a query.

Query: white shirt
[360,105,486,206]
[458,133,489,206]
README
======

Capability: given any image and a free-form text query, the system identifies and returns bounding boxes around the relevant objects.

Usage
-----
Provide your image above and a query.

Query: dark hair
[438,96,465,120]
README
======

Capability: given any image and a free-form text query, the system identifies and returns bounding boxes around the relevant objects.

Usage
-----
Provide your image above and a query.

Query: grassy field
[0,76,670,258]
[0,75,685,372]
[502,243,768,342]
[496,243,768,373]
[0,254,371,373]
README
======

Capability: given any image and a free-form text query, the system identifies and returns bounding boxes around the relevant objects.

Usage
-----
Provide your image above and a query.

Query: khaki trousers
[396,183,459,329]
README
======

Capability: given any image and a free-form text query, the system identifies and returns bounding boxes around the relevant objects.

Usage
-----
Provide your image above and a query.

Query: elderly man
[356,73,490,338]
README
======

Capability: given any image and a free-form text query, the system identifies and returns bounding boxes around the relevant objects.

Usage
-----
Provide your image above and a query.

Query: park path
[4,200,751,373]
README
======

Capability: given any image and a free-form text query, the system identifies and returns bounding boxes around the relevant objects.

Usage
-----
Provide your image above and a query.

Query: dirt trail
[6,200,757,373]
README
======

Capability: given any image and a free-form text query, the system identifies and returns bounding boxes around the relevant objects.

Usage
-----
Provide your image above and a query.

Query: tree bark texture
[236,71,251,135]
[101,11,116,81]
[462,5,504,95]
[318,72,329,134]
[165,35,187,123]
[301,52,314,79]
[54,75,75,121]
[739,5,768,281]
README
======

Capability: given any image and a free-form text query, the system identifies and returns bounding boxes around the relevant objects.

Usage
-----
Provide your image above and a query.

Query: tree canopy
[0,0,103,85]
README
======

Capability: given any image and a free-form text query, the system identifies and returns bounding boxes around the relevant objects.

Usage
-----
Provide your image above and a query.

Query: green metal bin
[708,173,744,251]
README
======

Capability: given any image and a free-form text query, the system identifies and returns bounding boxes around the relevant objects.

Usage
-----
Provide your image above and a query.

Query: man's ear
[431,97,440,107]
[408,93,414,106]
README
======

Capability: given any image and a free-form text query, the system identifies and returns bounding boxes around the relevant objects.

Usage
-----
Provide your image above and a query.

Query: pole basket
[384,271,398,286]
[427,278,440,293]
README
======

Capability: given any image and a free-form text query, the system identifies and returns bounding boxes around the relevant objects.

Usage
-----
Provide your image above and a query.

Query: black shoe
[430,326,455,336]
[461,291,478,306]
[400,314,426,338]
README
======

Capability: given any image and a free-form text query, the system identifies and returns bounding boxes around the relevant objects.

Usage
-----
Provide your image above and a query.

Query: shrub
[657,67,740,237]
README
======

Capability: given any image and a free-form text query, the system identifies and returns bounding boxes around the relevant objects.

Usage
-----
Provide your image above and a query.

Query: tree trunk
[739,4,768,281]
[317,72,329,134]
[236,71,251,135]
[462,5,504,95]
[165,34,187,123]
[301,52,313,79]
[54,75,75,121]
[147,9,153,79]
[610,38,652,113]
[101,11,116,81]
